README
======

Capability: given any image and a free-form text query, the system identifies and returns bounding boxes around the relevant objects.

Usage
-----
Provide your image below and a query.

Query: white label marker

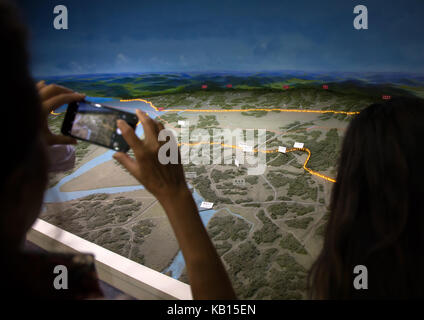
[185,172,197,179]
[200,201,214,209]
[294,142,304,148]
[242,145,253,152]
[278,146,287,153]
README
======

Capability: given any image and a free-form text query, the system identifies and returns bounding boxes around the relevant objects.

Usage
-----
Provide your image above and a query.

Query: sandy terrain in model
[139,214,179,271]
[60,159,140,192]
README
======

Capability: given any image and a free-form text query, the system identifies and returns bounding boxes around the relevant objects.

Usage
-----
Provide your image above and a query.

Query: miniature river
[43,97,217,280]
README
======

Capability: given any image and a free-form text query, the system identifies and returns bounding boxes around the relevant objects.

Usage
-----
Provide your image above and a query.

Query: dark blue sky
[17,0,424,76]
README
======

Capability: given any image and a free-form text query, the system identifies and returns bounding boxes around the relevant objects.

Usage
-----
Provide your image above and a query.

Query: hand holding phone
[37,81,84,145]
[61,101,139,152]
[113,109,188,202]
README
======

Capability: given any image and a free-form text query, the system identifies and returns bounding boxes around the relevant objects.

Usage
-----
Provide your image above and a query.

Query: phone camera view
[71,102,120,148]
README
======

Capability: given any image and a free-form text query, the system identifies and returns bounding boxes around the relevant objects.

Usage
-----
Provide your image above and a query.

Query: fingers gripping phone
[61,101,138,152]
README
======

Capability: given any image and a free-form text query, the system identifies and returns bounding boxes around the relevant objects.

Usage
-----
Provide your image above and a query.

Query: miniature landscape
[41,72,423,299]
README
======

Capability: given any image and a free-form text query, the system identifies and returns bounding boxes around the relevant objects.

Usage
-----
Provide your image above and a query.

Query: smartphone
[61,100,139,152]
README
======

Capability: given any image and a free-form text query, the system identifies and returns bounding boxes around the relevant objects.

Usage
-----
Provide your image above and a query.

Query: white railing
[27,218,193,300]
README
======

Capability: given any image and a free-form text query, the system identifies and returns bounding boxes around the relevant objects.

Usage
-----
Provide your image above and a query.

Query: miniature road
[261,174,277,201]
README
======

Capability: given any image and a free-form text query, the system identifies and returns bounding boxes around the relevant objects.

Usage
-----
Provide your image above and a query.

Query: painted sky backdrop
[17,0,424,76]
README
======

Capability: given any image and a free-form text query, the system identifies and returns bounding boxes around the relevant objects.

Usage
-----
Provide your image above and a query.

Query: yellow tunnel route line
[119,98,360,115]
[50,98,354,183]
[120,98,343,183]
[177,141,336,183]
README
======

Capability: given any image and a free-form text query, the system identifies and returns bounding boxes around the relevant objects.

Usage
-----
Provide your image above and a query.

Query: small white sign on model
[242,145,253,152]
[278,146,287,153]
[233,178,245,186]
[178,120,186,126]
[185,172,197,179]
[200,201,214,209]
[294,142,304,148]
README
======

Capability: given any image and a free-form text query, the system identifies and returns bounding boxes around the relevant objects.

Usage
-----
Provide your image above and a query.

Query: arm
[113,110,236,300]
[160,189,235,299]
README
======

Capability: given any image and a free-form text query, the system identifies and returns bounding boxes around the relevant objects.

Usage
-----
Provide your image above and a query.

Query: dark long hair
[0,0,47,245]
[0,0,44,182]
[309,97,424,299]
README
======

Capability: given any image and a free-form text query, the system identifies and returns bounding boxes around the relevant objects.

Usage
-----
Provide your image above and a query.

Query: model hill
[44,71,424,102]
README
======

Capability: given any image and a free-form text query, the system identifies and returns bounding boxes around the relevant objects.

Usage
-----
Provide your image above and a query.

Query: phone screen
[66,101,138,151]
[70,102,120,146]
